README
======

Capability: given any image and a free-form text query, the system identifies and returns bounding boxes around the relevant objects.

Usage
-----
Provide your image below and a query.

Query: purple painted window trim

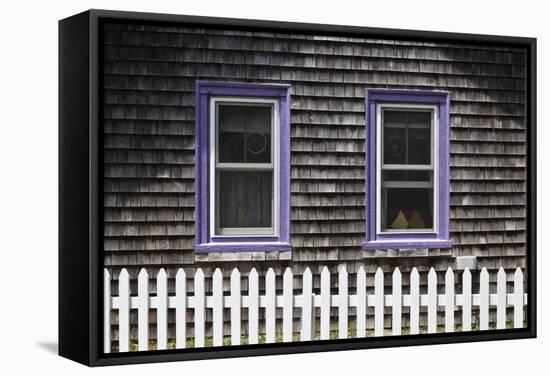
[362,88,451,251]
[194,81,292,253]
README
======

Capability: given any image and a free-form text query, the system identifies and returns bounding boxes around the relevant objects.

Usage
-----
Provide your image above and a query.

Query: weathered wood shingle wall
[102,22,527,281]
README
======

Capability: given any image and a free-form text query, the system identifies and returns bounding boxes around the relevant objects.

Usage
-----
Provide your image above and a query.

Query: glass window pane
[408,111,431,127]
[408,125,431,165]
[383,109,432,165]
[218,170,273,229]
[382,187,433,230]
[383,111,407,165]
[383,170,431,182]
[218,103,272,163]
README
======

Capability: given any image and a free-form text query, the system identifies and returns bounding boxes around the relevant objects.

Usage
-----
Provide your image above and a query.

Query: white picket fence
[104,266,527,353]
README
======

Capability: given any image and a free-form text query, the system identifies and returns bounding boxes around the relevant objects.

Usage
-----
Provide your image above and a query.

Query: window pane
[382,187,433,230]
[383,170,431,182]
[218,103,272,163]
[408,112,431,164]
[383,111,407,164]
[218,170,272,229]
[383,110,431,165]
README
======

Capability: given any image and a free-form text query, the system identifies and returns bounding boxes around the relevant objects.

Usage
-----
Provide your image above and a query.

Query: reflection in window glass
[383,110,431,165]
[218,104,272,164]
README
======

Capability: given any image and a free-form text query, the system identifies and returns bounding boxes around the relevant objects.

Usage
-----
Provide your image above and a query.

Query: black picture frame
[59,9,537,367]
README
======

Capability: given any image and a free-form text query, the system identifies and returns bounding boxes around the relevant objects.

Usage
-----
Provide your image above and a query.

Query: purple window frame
[194,81,292,253]
[362,89,452,250]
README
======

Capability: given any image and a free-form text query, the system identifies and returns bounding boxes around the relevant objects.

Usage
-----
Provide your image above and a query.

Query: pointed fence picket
[427,268,437,334]
[248,268,259,345]
[462,268,472,332]
[409,268,420,335]
[194,268,205,348]
[356,266,367,338]
[320,267,331,340]
[514,268,524,329]
[103,269,111,354]
[282,268,293,342]
[496,268,507,330]
[301,268,313,341]
[175,269,186,349]
[105,266,528,353]
[212,269,223,347]
[231,268,241,345]
[118,268,130,352]
[265,268,276,343]
[444,268,454,333]
[374,268,384,337]
[480,267,489,330]
[156,269,168,350]
[137,269,149,351]
[392,268,402,336]
[338,266,348,339]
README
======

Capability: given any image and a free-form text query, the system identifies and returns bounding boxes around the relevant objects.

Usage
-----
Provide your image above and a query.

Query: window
[195,82,291,253]
[363,89,451,250]
[212,99,278,236]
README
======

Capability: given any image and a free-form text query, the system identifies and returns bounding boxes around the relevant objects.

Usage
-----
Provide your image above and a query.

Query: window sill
[194,242,292,253]
[362,239,452,251]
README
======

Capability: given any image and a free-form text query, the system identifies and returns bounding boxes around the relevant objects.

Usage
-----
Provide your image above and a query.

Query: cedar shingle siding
[102,22,527,281]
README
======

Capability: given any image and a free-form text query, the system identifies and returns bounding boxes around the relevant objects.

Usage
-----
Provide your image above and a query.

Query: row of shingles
[104,21,526,55]
[101,28,526,94]
[102,53,525,93]
[102,23,527,67]
[103,24,532,268]
[101,40,527,112]
[103,27,197,270]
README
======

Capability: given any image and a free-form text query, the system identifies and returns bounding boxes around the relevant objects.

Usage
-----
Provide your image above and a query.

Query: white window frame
[375,103,439,235]
[209,96,280,238]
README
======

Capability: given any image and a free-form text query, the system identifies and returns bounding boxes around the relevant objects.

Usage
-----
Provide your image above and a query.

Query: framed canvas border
[58,9,537,367]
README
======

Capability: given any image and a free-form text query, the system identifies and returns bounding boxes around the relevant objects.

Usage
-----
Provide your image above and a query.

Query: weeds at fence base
[109,321,523,353]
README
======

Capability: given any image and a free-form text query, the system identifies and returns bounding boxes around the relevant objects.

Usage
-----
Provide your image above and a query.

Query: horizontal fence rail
[104,266,527,353]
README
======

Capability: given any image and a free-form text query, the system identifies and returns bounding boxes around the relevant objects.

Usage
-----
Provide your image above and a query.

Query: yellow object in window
[390,210,408,229]
[408,211,426,229]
